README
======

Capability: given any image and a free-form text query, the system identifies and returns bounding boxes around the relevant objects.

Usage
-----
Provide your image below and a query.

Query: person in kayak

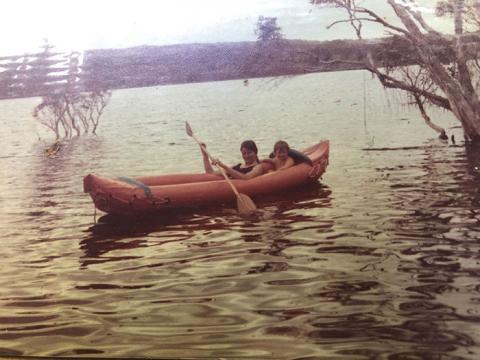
[199,140,265,180]
[263,140,295,172]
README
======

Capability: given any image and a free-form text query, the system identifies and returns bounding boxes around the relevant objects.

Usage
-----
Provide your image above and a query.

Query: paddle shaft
[190,133,240,196]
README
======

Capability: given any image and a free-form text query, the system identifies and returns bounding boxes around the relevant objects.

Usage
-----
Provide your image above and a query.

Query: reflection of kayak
[83,140,329,216]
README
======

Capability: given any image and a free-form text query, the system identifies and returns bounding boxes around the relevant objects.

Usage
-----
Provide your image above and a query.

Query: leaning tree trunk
[388,0,480,142]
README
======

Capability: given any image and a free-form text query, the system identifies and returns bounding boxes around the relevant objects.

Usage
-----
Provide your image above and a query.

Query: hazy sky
[1,0,449,56]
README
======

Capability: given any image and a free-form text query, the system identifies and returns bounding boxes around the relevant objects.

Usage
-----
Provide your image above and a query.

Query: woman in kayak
[199,140,265,180]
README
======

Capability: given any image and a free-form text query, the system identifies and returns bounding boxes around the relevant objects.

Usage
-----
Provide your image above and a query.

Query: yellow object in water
[46,141,61,157]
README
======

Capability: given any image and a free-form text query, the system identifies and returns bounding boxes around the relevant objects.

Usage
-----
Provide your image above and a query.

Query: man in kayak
[199,140,265,180]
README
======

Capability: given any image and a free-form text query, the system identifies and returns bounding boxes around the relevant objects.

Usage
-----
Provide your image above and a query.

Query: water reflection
[79,182,333,270]
[465,143,480,187]
[377,142,480,359]
[26,136,106,229]
[5,77,480,358]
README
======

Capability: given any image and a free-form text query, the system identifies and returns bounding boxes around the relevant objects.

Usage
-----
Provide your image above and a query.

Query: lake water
[1,71,480,359]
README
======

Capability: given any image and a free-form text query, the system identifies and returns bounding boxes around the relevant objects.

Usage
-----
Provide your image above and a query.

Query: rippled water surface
[1,71,480,359]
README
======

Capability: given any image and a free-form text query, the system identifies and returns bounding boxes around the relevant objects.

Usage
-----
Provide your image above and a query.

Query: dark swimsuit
[232,163,255,174]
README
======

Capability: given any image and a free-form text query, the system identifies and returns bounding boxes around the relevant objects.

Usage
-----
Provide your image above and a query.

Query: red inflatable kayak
[83,140,329,215]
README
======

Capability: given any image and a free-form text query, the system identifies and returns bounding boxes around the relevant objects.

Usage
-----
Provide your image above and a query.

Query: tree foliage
[255,16,283,42]
[311,0,480,142]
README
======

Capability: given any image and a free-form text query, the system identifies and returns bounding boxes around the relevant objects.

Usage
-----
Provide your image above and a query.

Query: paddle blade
[236,193,257,215]
[185,121,193,137]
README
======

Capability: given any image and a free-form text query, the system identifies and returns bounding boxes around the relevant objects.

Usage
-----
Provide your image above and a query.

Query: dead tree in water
[32,95,64,139]
[32,46,112,139]
[33,90,111,138]
[311,0,480,143]
[71,89,112,134]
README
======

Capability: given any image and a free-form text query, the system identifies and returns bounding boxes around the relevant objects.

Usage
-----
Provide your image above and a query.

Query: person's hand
[200,143,208,157]
[211,158,225,168]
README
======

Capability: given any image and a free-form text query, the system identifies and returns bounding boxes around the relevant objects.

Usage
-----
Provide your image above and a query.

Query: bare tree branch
[355,6,411,36]
[312,0,480,141]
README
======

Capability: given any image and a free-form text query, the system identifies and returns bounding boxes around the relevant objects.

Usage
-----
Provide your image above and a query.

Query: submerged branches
[32,96,63,139]
[31,44,112,139]
[33,90,111,139]
[85,89,112,134]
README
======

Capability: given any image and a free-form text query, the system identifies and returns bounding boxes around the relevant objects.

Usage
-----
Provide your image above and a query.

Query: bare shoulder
[251,163,266,175]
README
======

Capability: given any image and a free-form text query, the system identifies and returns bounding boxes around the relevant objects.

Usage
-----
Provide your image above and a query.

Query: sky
[0,0,450,57]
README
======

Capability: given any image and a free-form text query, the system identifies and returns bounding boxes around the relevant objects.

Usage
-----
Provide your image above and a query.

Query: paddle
[185,121,257,215]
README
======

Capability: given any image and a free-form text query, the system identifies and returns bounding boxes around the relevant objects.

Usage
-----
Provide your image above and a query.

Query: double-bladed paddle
[185,121,257,215]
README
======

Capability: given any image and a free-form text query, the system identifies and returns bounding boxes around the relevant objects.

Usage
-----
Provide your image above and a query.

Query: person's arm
[276,156,295,171]
[214,161,264,180]
[199,143,215,173]
[260,158,275,166]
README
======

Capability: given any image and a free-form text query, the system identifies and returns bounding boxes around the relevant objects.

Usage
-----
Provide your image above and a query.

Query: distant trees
[32,41,111,139]
[0,40,57,98]
[255,16,283,42]
[247,16,285,80]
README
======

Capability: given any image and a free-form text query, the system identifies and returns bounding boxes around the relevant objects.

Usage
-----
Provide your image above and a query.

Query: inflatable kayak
[84,140,329,216]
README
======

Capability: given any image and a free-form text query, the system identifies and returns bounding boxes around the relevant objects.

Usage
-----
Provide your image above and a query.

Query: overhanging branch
[373,69,452,110]
[364,51,451,110]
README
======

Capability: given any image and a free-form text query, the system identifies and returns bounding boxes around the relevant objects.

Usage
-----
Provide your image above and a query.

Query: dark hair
[274,140,290,152]
[240,140,259,163]
[240,140,258,154]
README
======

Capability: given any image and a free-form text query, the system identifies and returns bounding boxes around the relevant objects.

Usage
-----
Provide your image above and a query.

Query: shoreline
[0,37,419,100]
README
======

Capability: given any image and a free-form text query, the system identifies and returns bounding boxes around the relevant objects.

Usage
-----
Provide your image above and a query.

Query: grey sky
[0,1,450,56]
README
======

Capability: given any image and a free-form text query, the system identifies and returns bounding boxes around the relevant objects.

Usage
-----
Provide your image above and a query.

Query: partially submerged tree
[32,45,111,139]
[33,90,111,139]
[33,92,111,139]
[32,94,65,139]
[311,0,480,143]
[255,16,283,42]
[72,88,112,135]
